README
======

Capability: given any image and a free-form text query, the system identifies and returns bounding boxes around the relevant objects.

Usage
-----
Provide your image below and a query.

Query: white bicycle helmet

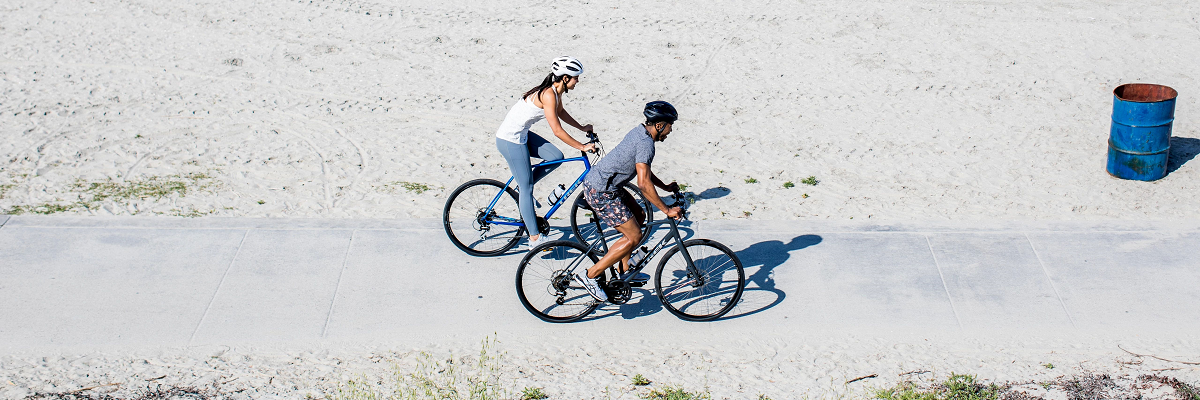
[551,56,584,77]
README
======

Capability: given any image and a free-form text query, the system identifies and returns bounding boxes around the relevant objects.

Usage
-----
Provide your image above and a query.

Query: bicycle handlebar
[668,191,689,221]
[582,131,601,154]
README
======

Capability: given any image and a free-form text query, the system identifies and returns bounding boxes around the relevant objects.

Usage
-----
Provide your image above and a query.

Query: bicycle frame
[482,152,592,229]
[578,196,700,285]
[604,216,698,283]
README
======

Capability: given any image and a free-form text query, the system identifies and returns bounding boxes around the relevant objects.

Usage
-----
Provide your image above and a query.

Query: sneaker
[573,269,608,302]
[527,234,551,251]
[619,271,651,284]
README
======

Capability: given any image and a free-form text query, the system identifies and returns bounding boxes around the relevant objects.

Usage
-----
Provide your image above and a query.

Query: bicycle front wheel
[655,239,745,321]
[515,240,600,323]
[443,179,524,256]
[569,183,653,252]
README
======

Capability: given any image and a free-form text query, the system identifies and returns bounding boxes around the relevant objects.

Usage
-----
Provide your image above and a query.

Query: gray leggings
[496,132,564,235]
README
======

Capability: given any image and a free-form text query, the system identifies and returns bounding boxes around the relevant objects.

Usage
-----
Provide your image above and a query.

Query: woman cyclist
[495,56,597,249]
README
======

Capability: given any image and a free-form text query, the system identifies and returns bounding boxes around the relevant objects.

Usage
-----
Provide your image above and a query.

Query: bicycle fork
[667,217,705,288]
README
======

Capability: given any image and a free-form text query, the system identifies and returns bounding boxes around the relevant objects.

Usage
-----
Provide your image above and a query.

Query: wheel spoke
[516,242,599,322]
[656,240,744,320]
[445,180,523,256]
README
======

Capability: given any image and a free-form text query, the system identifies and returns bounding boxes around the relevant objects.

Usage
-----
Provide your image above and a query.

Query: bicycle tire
[568,183,654,252]
[515,240,601,323]
[443,179,525,257]
[654,239,745,321]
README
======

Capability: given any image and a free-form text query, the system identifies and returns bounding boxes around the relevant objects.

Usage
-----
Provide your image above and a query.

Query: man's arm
[636,163,681,219]
[647,172,678,192]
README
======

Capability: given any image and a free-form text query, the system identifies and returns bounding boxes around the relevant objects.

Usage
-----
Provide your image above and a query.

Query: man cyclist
[575,101,683,302]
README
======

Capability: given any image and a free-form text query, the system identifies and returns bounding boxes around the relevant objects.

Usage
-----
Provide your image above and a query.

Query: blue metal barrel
[1107,83,1177,181]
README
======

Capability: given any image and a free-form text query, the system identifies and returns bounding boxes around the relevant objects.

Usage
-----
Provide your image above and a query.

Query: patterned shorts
[581,184,639,228]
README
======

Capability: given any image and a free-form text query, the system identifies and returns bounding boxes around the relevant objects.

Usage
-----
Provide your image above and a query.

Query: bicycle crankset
[604,280,632,305]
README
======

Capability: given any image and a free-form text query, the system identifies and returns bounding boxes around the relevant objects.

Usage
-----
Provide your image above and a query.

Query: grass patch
[0,183,14,199]
[632,374,652,386]
[520,387,548,400]
[75,173,215,204]
[331,337,507,400]
[874,373,1001,400]
[168,208,216,218]
[677,183,689,192]
[401,181,432,194]
[744,177,758,184]
[640,386,711,400]
[5,173,216,215]
[7,202,80,215]
[384,181,435,194]
[782,181,794,189]
[801,176,819,186]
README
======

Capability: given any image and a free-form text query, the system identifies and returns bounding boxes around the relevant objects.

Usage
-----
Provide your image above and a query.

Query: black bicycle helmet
[643,101,678,124]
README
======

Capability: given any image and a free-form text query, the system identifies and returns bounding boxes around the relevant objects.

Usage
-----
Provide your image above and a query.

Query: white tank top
[495,92,556,144]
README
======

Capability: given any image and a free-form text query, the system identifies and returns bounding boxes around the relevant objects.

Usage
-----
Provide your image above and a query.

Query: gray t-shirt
[584,125,655,192]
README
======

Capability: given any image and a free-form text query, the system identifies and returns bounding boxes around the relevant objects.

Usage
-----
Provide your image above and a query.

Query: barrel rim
[1114,83,1178,103]
[1108,139,1170,156]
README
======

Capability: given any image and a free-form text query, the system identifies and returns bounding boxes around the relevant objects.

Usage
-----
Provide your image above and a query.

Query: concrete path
[1,215,1198,353]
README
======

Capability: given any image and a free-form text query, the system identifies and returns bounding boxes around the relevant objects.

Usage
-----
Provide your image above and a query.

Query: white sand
[2,334,1199,399]
[3,1,1200,398]
[2,0,1198,220]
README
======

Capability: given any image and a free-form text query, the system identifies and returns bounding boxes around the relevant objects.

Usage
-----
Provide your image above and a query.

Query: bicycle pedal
[628,281,647,288]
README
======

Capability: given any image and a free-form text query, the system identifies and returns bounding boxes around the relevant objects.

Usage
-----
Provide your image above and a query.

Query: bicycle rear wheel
[569,183,653,252]
[654,239,745,321]
[515,240,600,323]
[443,179,524,256]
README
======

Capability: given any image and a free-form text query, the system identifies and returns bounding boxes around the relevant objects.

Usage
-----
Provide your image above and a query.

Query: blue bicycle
[442,133,654,257]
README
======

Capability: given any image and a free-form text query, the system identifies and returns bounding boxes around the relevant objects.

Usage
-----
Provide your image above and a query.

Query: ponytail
[522,73,564,100]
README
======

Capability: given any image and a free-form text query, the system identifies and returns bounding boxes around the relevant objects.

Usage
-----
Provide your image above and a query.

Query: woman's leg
[527,132,565,184]
[496,138,540,236]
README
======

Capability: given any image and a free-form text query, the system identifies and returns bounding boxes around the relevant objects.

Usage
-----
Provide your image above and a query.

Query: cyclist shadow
[581,223,699,320]
[720,234,823,320]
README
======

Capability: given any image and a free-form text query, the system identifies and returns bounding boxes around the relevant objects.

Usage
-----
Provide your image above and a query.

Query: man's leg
[586,217,643,279]
[616,189,646,273]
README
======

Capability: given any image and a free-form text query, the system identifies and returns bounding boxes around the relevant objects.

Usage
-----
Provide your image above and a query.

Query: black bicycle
[515,192,745,322]
[442,133,654,256]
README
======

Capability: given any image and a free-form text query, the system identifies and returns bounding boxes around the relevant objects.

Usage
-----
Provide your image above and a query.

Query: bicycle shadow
[720,234,823,320]
[601,287,665,320]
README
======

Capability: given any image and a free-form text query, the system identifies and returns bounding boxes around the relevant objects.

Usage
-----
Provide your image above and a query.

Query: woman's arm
[540,89,591,151]
[556,104,590,132]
